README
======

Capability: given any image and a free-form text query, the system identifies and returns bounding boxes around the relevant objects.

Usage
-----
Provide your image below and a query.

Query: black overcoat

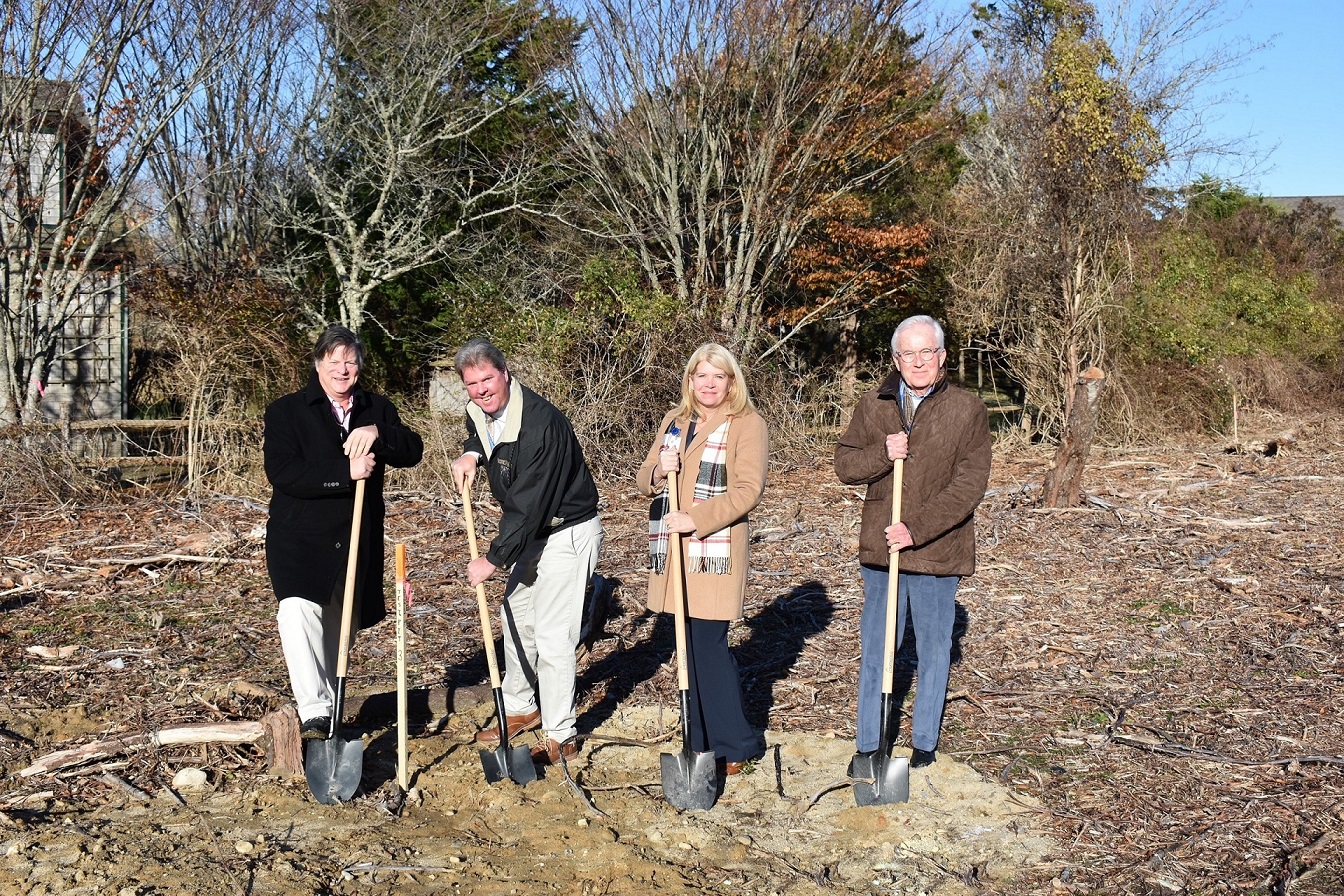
[263,371,423,629]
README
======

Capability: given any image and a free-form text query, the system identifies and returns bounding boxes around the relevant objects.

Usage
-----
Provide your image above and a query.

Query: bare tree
[0,0,264,423]
[139,0,315,277]
[272,0,575,333]
[942,0,1258,446]
[565,0,954,355]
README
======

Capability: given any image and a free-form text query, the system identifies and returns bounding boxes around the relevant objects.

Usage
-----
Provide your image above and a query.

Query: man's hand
[468,556,497,587]
[451,453,478,494]
[350,453,376,480]
[885,522,913,552]
[885,431,909,461]
[344,424,379,458]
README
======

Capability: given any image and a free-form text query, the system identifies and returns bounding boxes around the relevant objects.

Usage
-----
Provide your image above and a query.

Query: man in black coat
[264,325,423,739]
[450,338,603,765]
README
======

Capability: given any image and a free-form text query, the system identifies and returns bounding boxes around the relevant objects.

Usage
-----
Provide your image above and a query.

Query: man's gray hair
[312,324,364,369]
[454,338,508,376]
[891,315,945,355]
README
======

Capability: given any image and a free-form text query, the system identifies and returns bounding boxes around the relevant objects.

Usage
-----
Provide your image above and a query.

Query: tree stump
[261,707,303,779]
[1043,367,1106,508]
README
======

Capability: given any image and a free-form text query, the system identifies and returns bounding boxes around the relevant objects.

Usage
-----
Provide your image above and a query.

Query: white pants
[499,516,603,743]
[277,596,355,723]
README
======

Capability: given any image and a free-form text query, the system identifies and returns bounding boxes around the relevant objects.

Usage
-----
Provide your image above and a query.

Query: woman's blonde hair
[672,342,755,420]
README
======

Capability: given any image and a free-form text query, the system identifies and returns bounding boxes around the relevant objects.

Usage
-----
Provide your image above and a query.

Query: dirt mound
[1,701,1052,896]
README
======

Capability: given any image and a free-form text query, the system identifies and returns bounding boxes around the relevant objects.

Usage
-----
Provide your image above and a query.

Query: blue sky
[1194,0,1344,197]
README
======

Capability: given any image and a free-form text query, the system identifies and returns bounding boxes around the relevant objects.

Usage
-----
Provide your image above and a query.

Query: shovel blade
[660,749,718,810]
[851,752,910,806]
[304,735,365,805]
[480,745,538,786]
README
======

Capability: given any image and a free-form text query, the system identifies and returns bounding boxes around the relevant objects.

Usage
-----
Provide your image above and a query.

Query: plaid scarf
[648,416,733,575]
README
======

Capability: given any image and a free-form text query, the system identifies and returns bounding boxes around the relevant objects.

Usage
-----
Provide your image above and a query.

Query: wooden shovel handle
[880,459,903,696]
[666,468,692,692]
[334,479,366,680]
[461,482,505,690]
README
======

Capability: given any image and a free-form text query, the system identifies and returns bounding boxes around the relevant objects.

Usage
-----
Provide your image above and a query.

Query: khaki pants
[499,516,604,743]
[277,596,354,723]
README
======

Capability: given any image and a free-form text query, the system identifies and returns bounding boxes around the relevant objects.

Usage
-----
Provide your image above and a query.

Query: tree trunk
[839,311,859,412]
[1042,367,1106,508]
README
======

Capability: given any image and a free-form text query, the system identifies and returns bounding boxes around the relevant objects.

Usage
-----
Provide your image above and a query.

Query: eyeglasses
[895,347,944,363]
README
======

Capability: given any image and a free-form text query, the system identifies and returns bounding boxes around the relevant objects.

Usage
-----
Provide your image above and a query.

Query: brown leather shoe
[530,736,581,766]
[724,760,745,776]
[474,709,541,745]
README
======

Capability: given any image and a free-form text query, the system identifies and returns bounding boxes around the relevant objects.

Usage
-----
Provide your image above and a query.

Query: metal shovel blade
[851,751,910,806]
[480,744,538,786]
[660,748,718,810]
[304,735,365,805]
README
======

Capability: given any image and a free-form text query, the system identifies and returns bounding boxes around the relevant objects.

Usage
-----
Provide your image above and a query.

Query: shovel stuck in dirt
[659,466,718,810]
[305,480,367,805]
[852,459,911,806]
[461,480,538,786]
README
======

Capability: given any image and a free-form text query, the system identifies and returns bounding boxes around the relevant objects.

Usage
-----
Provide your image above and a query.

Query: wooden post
[1042,367,1107,508]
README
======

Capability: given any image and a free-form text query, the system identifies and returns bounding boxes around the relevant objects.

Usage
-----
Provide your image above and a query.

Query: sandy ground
[1,698,1052,896]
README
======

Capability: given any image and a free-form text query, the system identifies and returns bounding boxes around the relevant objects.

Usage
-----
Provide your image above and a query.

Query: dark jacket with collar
[264,370,423,628]
[834,368,991,575]
[463,379,599,570]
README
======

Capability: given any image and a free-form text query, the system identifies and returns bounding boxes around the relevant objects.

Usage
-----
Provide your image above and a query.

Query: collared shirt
[330,397,352,434]
[899,381,934,430]
[484,408,506,451]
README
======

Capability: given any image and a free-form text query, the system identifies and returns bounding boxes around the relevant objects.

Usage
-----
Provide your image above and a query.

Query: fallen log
[20,708,301,778]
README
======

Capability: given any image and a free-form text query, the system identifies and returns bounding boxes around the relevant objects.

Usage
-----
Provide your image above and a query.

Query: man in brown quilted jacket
[834,315,991,769]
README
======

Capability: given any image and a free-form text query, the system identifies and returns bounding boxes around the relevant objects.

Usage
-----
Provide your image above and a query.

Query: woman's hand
[664,510,696,535]
[653,446,680,483]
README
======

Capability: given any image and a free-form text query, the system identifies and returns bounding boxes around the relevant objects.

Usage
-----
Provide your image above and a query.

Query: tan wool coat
[637,408,768,621]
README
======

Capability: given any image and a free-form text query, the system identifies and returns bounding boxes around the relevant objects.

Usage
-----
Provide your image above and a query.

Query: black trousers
[684,617,760,762]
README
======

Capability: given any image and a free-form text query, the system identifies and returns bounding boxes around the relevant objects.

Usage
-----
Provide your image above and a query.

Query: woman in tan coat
[637,343,767,773]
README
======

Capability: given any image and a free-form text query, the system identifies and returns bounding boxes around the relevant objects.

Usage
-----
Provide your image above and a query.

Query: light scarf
[648,416,733,575]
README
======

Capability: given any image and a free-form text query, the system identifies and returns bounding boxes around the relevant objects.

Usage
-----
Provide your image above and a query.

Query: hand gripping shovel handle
[305,479,367,804]
[855,459,910,805]
[660,466,718,810]
[461,478,537,785]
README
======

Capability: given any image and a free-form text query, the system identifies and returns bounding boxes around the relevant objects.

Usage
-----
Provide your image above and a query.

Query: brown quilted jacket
[833,369,991,574]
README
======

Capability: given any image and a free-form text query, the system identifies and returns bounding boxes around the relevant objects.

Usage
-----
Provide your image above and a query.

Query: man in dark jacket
[834,315,991,769]
[265,325,423,739]
[450,338,603,765]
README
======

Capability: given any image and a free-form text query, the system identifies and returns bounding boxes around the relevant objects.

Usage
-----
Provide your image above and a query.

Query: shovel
[659,465,718,810]
[853,458,911,806]
[305,479,367,805]
[461,480,538,786]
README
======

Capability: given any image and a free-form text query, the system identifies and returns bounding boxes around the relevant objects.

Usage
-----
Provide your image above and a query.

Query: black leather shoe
[847,750,877,777]
[300,716,332,740]
[910,748,936,768]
